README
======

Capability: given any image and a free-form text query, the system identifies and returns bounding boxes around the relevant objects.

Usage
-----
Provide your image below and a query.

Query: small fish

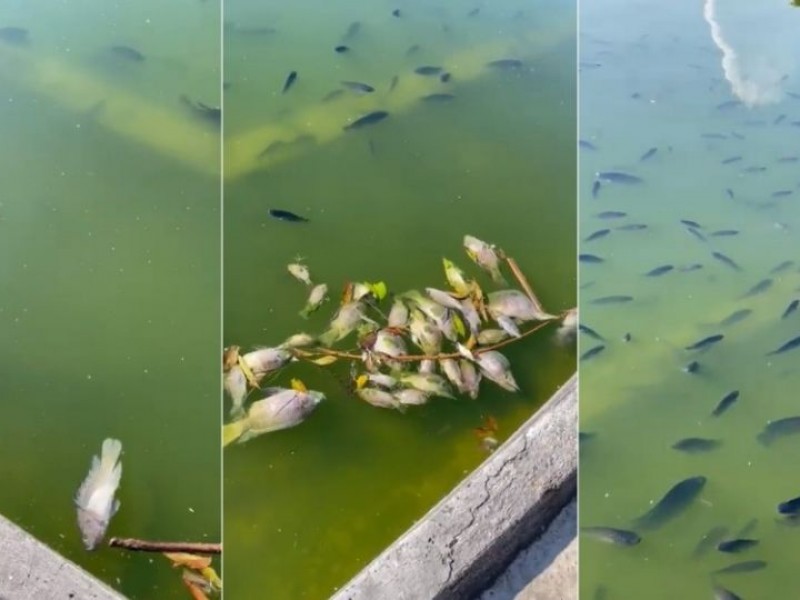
[757,416,800,446]
[672,438,721,453]
[581,345,605,361]
[584,229,610,242]
[334,45,349,53]
[716,100,741,110]
[725,188,734,199]
[713,586,743,600]
[686,227,706,242]
[712,390,740,417]
[774,114,787,125]
[772,190,792,198]
[778,496,800,515]
[591,295,633,305]
[579,254,604,264]
[414,65,444,76]
[617,223,648,231]
[596,211,626,219]
[282,71,298,94]
[76,439,123,550]
[596,171,643,184]
[685,334,723,351]
[388,75,399,92]
[287,263,311,286]
[421,93,455,102]
[645,265,673,277]
[719,309,752,327]
[622,332,632,342]
[717,539,758,553]
[766,335,800,356]
[681,219,702,229]
[487,58,523,70]
[467,7,480,16]
[770,260,795,274]
[392,9,401,17]
[343,21,361,40]
[710,229,739,236]
[777,156,798,163]
[721,156,743,164]
[681,264,703,272]
[581,527,641,546]
[579,324,605,341]
[693,526,729,558]
[591,180,601,198]
[683,361,700,374]
[0,26,29,45]
[269,208,308,222]
[110,45,145,62]
[405,44,421,56]
[781,300,798,319]
[321,89,344,103]
[341,81,375,94]
[580,140,598,151]
[740,278,772,298]
[344,111,389,131]
[712,251,741,271]
[639,147,657,161]
[440,72,451,83]
[742,166,766,173]
[633,476,707,530]
[713,560,766,574]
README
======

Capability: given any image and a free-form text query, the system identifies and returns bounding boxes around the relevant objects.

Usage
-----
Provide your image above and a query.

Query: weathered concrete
[332,374,577,600]
[0,514,127,600]
[479,500,577,600]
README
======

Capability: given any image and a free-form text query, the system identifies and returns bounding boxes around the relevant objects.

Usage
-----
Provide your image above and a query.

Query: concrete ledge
[332,373,577,600]
[0,514,127,600]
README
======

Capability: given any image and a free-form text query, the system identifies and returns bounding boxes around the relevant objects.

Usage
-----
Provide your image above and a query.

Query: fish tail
[76,438,122,506]
[223,421,246,447]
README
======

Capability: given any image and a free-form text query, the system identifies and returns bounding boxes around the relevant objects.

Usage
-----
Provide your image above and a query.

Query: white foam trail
[703,0,781,107]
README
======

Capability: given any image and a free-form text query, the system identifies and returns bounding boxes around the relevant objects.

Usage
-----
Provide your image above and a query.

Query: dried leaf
[308,355,338,366]
[164,553,211,570]
[290,378,308,392]
[237,356,260,389]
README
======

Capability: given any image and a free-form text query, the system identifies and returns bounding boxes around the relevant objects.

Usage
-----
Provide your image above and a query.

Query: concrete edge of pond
[0,514,127,600]
[331,373,578,600]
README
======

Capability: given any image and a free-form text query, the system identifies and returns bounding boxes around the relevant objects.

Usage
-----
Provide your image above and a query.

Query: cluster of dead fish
[222,235,574,446]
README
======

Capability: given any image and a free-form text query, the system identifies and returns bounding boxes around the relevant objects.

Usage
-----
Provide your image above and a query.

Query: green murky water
[579,1,800,598]
[0,2,220,598]
[222,0,576,597]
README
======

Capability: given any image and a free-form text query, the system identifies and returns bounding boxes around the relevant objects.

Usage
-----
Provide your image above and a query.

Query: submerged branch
[109,538,222,555]
[506,256,547,314]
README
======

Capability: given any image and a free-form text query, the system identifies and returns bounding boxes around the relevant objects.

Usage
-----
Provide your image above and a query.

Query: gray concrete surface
[0,514,126,600]
[479,500,577,600]
[332,373,577,600]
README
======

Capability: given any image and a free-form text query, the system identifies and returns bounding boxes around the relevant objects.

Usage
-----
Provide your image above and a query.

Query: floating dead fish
[719,309,752,327]
[757,416,800,446]
[414,65,444,76]
[685,334,723,351]
[712,560,766,574]
[110,45,145,62]
[645,265,673,277]
[476,351,519,392]
[781,300,798,319]
[269,208,308,222]
[464,235,505,283]
[632,476,706,530]
[299,284,327,319]
[713,585,743,600]
[596,171,643,184]
[596,211,626,219]
[341,81,374,94]
[579,254,604,263]
[639,147,657,161]
[766,335,800,356]
[581,345,605,361]
[0,26,29,45]
[711,251,741,271]
[421,93,455,102]
[287,263,311,285]
[343,111,389,131]
[712,390,740,417]
[487,58,523,70]
[223,388,325,445]
[76,438,123,551]
[584,229,610,242]
[717,539,758,553]
[672,438,721,453]
[591,295,633,305]
[282,71,298,94]
[581,527,641,546]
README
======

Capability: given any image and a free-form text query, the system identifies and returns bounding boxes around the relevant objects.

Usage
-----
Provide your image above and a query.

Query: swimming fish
[581,345,605,361]
[770,260,795,274]
[721,156,743,164]
[581,527,641,546]
[766,335,800,356]
[111,45,145,62]
[596,211,626,219]
[414,65,444,76]
[685,334,723,351]
[645,265,673,277]
[487,58,523,70]
[343,21,361,40]
[693,526,729,558]
[757,416,800,446]
[343,111,389,131]
[781,299,798,319]
[711,251,741,271]
[778,496,800,515]
[617,223,648,231]
[710,230,739,237]
[596,171,643,184]
[719,309,752,327]
[712,560,766,574]
[580,140,598,151]
[681,219,702,229]
[712,390,740,417]
[740,278,772,299]
[672,438,721,453]
[579,324,605,341]
[0,26,29,45]
[584,229,610,242]
[269,208,308,222]
[717,539,758,553]
[341,81,375,94]
[591,180,601,198]
[683,361,700,374]
[334,45,349,53]
[591,295,633,305]
[639,147,658,161]
[75,438,123,551]
[282,71,298,94]
[579,254,604,263]
[632,476,706,530]
[713,585,743,600]
[421,93,455,102]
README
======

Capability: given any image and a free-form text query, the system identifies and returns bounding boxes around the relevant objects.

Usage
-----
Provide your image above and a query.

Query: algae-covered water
[0,2,220,598]
[579,1,800,598]
[222,0,576,597]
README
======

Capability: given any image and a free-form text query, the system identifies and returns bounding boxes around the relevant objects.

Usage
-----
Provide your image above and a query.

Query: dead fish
[639,147,658,161]
[757,416,800,446]
[719,309,752,327]
[591,295,633,305]
[713,586,743,600]
[487,58,523,70]
[672,438,721,453]
[740,278,772,298]
[712,560,766,574]
[414,65,444,76]
[781,300,798,319]
[341,81,374,94]
[717,539,758,553]
[0,26,29,45]
[421,93,455,102]
[712,251,741,271]
[645,265,673,277]
[343,111,389,131]
[581,345,605,361]
[581,527,641,546]
[584,229,610,242]
[712,390,740,417]
[596,171,643,184]
[767,335,800,356]
[110,45,145,62]
[282,71,298,93]
[75,438,123,551]
[685,334,723,351]
[632,476,706,530]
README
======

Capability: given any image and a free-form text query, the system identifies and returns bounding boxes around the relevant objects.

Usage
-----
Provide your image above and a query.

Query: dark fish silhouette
[269,209,308,223]
[343,21,361,40]
[770,260,794,274]
[781,300,798,319]
[693,526,729,558]
[683,361,700,373]
[421,93,455,102]
[716,100,741,110]
[388,75,399,92]
[440,72,452,83]
[633,476,706,530]
[392,9,401,17]
[640,147,657,161]
[581,345,605,361]
[672,438,721,453]
[579,254,604,264]
[757,416,800,446]
[597,171,643,184]
[681,264,703,272]
[596,211,626,219]
[584,229,610,242]
[487,58,523,70]
[725,188,734,199]
[592,180,601,198]
[341,81,374,93]
[681,219,702,229]
[721,156,742,164]
[282,71,298,94]
[343,111,389,131]
[580,140,598,151]
[702,132,727,139]
[405,44,421,56]
[0,26,29,45]
[741,278,772,298]
[645,265,673,277]
[712,390,740,417]
[778,496,800,515]
[717,539,758,553]
[710,229,739,236]
[591,295,633,305]
[712,251,741,271]
[685,334,723,351]
[110,45,145,62]
[414,65,443,76]
[713,560,766,574]
[579,324,605,341]
[335,45,349,53]
[767,335,800,356]
[582,527,640,546]
[322,89,344,103]
[618,223,647,231]
[179,95,221,125]
[719,309,752,327]
[686,227,706,242]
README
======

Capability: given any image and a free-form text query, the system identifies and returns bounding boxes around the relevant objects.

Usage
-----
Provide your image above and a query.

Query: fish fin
[223,421,246,447]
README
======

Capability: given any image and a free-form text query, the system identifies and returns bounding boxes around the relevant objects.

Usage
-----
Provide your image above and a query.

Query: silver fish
[463,235,505,283]
[476,351,519,392]
[224,389,324,445]
[76,438,123,551]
